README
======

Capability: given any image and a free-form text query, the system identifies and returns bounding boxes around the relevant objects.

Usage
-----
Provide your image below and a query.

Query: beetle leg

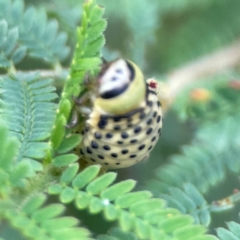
[66,110,79,129]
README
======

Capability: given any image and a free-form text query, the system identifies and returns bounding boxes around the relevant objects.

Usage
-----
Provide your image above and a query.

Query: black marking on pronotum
[100,83,129,99]
[116,68,123,74]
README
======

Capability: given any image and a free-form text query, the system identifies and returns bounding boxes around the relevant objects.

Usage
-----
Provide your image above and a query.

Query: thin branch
[164,39,240,108]
[209,189,240,213]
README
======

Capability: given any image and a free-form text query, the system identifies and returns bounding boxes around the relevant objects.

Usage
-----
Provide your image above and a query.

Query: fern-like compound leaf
[48,165,218,240]
[0,73,57,174]
[97,226,138,240]
[3,193,91,240]
[217,221,240,240]
[0,0,70,66]
[0,19,26,68]
[50,0,106,153]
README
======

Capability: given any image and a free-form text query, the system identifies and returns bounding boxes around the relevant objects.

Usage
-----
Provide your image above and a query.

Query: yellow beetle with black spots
[73,59,163,169]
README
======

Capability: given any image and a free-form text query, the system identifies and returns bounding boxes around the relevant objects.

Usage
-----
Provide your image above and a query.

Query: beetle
[70,59,163,169]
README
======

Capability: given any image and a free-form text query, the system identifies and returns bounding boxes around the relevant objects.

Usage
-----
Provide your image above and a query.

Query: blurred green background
[2,0,240,238]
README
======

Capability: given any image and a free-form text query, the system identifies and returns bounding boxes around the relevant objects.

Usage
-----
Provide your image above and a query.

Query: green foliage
[0,73,57,174]
[48,165,217,240]
[2,193,92,240]
[173,73,240,123]
[50,0,106,151]
[217,222,240,240]
[149,0,240,72]
[0,19,26,68]
[0,0,240,239]
[145,108,240,227]
[0,121,26,198]
[97,227,138,240]
[0,0,70,67]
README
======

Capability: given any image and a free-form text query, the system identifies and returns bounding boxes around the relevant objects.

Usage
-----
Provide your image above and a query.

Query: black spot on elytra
[111,153,118,158]
[157,115,161,123]
[91,141,99,149]
[130,139,137,143]
[86,147,92,154]
[151,136,156,142]
[103,145,111,151]
[106,133,113,138]
[94,132,102,139]
[147,128,153,135]
[122,149,128,154]
[98,155,104,159]
[114,125,121,131]
[130,154,136,158]
[153,111,157,118]
[147,101,153,107]
[98,118,108,129]
[113,116,121,122]
[121,132,129,139]
[147,118,152,125]
[158,128,162,135]
[134,126,141,134]
[139,144,145,150]
[139,112,145,119]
